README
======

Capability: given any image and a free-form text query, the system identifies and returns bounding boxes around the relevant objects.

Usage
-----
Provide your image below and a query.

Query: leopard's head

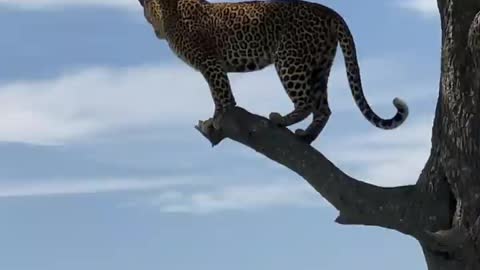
[139,0,167,39]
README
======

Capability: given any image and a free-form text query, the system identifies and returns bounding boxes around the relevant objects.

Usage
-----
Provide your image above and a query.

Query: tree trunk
[419,0,480,269]
[194,0,480,269]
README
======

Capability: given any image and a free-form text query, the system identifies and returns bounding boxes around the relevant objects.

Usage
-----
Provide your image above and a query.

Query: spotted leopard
[139,0,409,143]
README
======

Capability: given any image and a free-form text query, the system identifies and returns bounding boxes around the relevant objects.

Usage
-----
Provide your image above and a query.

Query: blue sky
[0,0,440,269]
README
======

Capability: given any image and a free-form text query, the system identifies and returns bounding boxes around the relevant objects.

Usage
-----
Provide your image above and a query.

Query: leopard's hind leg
[295,46,337,144]
[294,69,331,144]
[269,57,313,127]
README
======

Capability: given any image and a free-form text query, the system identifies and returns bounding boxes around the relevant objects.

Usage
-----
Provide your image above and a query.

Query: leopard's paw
[294,128,316,144]
[269,112,286,126]
[212,114,224,130]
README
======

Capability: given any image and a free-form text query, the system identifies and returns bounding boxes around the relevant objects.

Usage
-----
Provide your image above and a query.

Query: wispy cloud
[0,65,211,144]
[397,0,438,17]
[0,177,201,198]
[0,0,139,10]
[322,116,433,187]
[135,181,323,214]
[0,0,237,10]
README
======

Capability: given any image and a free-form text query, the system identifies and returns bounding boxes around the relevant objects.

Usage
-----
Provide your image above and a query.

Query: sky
[0,0,441,269]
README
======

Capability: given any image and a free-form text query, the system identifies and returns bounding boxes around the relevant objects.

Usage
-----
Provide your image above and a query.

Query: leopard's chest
[168,42,195,68]
[165,15,278,73]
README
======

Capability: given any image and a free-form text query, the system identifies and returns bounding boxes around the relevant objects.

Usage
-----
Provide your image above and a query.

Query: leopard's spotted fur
[139,0,409,143]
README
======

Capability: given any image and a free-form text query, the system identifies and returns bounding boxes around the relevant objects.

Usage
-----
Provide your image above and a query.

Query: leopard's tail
[335,16,408,130]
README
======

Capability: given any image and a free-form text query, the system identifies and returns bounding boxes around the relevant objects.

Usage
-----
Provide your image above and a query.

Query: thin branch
[196,106,420,234]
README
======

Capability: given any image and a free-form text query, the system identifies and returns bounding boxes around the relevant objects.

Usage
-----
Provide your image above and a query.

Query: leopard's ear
[138,0,145,7]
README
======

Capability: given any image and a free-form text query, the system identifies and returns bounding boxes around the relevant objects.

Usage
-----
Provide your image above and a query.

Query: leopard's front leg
[168,25,235,130]
[201,61,237,130]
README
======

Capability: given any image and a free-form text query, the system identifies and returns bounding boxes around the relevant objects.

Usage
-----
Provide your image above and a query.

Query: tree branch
[196,106,422,235]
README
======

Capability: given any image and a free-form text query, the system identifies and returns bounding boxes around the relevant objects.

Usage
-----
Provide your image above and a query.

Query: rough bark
[194,0,480,269]
[420,0,480,269]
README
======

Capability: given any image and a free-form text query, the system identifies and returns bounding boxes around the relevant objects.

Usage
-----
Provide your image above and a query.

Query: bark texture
[195,1,480,269]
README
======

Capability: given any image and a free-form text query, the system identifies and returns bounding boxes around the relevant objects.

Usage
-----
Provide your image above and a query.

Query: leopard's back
[199,1,338,72]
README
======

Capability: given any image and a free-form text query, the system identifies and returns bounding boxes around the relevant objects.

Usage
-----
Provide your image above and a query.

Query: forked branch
[195,106,420,235]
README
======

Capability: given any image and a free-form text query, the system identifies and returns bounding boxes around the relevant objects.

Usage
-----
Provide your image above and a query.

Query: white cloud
[397,0,438,17]
[0,0,239,10]
[141,181,324,214]
[0,63,292,144]
[0,177,202,198]
[0,0,140,10]
[322,116,433,187]
[0,65,211,144]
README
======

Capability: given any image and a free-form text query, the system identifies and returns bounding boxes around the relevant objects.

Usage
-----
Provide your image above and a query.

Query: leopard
[138,0,409,144]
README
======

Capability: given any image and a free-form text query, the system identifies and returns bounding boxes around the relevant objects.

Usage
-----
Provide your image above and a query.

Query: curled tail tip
[387,97,409,128]
[393,97,409,117]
